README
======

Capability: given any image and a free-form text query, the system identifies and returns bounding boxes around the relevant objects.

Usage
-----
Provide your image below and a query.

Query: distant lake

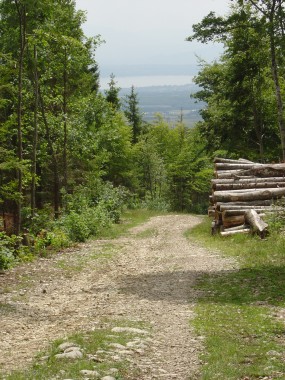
[100,75,194,90]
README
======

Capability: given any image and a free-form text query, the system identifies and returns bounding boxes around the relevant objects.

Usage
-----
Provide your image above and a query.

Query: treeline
[187,0,285,163]
[0,0,212,267]
[2,0,285,267]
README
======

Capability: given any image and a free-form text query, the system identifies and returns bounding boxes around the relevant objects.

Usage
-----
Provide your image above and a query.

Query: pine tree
[123,85,143,144]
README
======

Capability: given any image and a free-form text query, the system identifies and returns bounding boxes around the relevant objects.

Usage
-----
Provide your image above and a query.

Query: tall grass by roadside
[186,218,285,380]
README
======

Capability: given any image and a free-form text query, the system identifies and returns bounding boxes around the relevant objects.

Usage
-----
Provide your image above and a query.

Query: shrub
[0,232,21,269]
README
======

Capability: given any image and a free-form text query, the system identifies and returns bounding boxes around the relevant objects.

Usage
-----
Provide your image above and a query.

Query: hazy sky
[76,0,230,68]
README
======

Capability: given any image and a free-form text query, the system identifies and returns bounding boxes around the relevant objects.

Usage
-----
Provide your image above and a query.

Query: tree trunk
[221,228,250,237]
[213,187,285,203]
[15,1,27,235]
[214,157,254,164]
[245,209,268,233]
[31,44,39,218]
[63,47,68,192]
[221,213,245,228]
[39,88,61,219]
[212,177,285,186]
[269,12,285,161]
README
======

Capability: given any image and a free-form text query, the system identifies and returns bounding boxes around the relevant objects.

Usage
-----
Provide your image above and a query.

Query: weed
[2,320,150,380]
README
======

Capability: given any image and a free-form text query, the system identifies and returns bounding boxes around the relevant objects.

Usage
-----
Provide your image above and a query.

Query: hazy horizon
[76,0,230,84]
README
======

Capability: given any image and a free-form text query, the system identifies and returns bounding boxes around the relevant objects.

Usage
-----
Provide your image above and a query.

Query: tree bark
[245,209,268,233]
[221,213,245,228]
[221,228,250,237]
[15,0,27,235]
[31,44,39,218]
[213,187,285,203]
[214,157,254,164]
[213,181,285,191]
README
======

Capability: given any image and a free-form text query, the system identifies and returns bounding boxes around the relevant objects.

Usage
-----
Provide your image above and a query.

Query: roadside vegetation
[2,320,150,380]
[187,217,285,379]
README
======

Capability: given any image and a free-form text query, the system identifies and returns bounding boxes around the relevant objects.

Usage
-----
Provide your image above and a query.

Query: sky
[75,0,231,85]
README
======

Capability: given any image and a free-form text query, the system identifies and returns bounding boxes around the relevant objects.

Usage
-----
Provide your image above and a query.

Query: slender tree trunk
[31,44,39,217]
[15,1,26,235]
[39,88,61,219]
[63,47,68,192]
[269,24,285,161]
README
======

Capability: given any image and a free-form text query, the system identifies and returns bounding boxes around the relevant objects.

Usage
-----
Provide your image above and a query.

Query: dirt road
[0,214,235,379]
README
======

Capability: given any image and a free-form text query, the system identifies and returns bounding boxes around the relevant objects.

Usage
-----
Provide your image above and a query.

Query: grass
[98,208,166,239]
[1,320,150,380]
[186,217,285,380]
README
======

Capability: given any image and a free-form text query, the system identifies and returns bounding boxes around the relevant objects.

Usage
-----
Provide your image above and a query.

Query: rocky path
[0,214,236,379]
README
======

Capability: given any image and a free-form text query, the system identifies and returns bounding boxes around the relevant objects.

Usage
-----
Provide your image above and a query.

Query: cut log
[219,205,282,212]
[223,209,273,217]
[213,187,285,203]
[239,164,285,178]
[208,207,215,217]
[220,228,251,237]
[216,200,273,208]
[216,170,253,179]
[223,224,248,232]
[214,157,254,164]
[212,177,285,185]
[213,181,285,191]
[222,213,245,228]
[215,163,260,171]
[245,209,268,234]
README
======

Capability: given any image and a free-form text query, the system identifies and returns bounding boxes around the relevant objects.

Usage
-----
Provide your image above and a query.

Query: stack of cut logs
[209,157,285,237]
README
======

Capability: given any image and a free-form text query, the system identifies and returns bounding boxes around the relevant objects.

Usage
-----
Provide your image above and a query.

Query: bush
[0,232,21,269]
[141,194,170,212]
[60,180,130,242]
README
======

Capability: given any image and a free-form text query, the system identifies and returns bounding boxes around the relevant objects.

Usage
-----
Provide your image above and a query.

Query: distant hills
[100,64,204,127]
[120,83,204,127]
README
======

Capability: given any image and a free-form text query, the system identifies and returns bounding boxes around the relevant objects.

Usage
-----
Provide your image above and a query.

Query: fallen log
[212,177,285,185]
[216,200,273,209]
[213,187,285,203]
[222,209,276,217]
[215,163,260,171]
[239,164,285,178]
[223,224,248,232]
[215,170,253,179]
[213,181,285,191]
[214,157,254,164]
[208,207,215,217]
[220,228,251,237]
[219,205,282,212]
[222,213,245,228]
[245,209,268,234]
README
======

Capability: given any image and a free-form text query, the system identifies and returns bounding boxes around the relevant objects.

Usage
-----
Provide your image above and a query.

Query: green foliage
[188,2,282,161]
[60,179,130,242]
[123,85,144,144]
[0,232,18,269]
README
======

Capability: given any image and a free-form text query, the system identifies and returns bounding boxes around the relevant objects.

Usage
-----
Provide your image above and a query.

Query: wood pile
[209,157,285,237]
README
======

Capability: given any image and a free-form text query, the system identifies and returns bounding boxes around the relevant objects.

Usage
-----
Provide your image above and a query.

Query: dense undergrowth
[0,178,167,270]
[187,217,285,379]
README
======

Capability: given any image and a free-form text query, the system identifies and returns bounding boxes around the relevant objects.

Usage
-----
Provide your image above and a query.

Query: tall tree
[123,85,143,144]
[105,73,121,110]
[187,2,281,161]
[243,0,285,160]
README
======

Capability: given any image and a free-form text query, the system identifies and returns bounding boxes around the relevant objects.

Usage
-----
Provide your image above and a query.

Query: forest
[1,0,285,268]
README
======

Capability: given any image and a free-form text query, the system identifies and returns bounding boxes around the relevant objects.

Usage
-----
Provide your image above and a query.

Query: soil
[0,214,236,379]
